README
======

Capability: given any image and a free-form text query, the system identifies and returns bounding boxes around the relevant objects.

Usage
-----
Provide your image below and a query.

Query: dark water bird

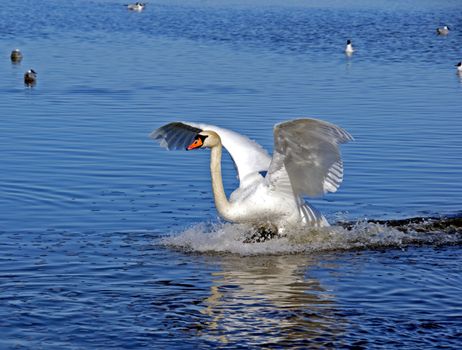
[10,49,23,63]
[436,25,450,35]
[151,118,353,234]
[24,69,37,86]
[126,2,145,11]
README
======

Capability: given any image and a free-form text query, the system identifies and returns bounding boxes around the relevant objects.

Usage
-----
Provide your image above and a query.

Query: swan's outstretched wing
[150,122,202,150]
[267,118,353,198]
[150,122,272,184]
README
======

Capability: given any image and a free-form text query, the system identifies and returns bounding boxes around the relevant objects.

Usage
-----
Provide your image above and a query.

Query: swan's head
[186,130,220,150]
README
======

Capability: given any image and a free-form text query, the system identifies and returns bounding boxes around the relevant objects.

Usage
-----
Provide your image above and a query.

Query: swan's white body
[151,119,353,231]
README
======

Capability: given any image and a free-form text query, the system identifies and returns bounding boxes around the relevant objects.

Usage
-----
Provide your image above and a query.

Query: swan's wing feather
[150,122,203,150]
[266,151,293,195]
[267,118,353,197]
[188,122,272,184]
[151,122,272,184]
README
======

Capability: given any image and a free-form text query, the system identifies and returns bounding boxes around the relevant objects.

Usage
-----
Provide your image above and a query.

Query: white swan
[151,118,353,232]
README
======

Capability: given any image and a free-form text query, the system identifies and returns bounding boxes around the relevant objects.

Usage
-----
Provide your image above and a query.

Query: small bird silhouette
[10,49,23,63]
[436,25,450,35]
[24,69,37,86]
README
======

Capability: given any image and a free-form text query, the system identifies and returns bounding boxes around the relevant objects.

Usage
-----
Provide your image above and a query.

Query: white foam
[160,220,461,255]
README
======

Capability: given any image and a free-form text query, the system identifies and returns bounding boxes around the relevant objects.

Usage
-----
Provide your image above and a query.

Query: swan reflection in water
[198,254,345,347]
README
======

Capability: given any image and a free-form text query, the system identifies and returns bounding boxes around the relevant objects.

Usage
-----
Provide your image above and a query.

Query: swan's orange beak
[186,138,203,150]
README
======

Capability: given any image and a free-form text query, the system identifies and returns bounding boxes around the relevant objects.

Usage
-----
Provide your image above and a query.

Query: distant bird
[456,62,462,74]
[10,49,23,63]
[24,69,37,86]
[127,2,145,11]
[345,39,354,55]
[436,25,450,35]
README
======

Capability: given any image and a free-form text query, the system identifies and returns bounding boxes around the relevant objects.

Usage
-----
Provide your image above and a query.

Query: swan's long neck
[210,143,233,221]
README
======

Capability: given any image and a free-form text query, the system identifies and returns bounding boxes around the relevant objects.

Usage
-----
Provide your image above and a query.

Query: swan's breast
[228,181,298,223]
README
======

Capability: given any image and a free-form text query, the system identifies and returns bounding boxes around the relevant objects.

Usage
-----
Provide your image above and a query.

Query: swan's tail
[299,201,330,227]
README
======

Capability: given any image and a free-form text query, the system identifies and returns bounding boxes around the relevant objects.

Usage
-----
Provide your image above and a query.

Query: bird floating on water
[127,2,145,11]
[151,118,353,234]
[10,49,23,63]
[456,62,462,74]
[345,39,354,55]
[24,69,37,86]
[436,25,450,35]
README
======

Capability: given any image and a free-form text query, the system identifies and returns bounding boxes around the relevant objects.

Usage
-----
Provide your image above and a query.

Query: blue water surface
[0,0,461,348]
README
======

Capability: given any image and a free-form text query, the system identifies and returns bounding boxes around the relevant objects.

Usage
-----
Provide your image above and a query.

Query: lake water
[1,0,461,348]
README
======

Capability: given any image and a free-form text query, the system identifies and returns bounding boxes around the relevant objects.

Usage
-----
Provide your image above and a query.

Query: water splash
[161,216,462,255]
